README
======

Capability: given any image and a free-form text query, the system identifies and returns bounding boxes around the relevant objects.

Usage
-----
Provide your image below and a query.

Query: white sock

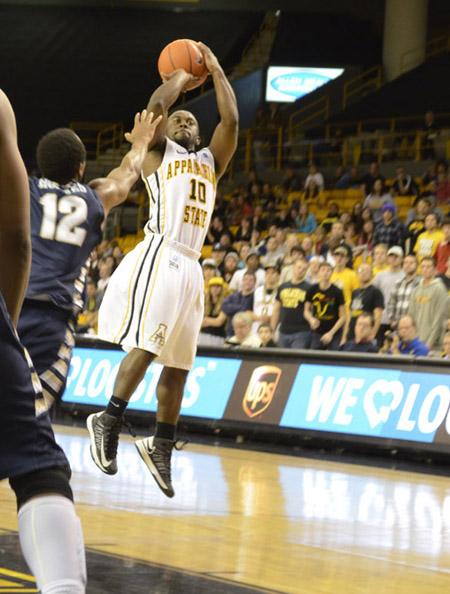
[18,495,86,594]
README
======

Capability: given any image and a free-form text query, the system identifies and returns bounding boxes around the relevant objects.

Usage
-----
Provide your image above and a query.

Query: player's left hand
[196,42,221,74]
[124,110,163,146]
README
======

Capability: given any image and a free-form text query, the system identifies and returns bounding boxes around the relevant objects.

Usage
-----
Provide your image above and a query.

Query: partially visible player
[87,43,238,498]
[0,88,86,593]
[18,110,162,410]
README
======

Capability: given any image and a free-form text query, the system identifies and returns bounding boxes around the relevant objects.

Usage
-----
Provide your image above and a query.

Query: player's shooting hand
[196,42,221,74]
[124,110,163,146]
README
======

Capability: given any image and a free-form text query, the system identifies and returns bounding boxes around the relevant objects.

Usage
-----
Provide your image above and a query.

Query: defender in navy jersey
[87,44,238,499]
[18,111,162,410]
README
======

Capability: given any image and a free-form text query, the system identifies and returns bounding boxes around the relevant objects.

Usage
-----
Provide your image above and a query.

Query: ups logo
[242,366,281,418]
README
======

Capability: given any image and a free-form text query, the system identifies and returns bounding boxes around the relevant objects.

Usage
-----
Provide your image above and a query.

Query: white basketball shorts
[98,233,204,370]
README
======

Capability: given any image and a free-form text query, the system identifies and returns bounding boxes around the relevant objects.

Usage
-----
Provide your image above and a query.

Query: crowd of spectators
[77,159,450,358]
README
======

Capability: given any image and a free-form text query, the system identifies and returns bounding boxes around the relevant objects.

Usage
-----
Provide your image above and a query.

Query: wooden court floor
[1,425,450,593]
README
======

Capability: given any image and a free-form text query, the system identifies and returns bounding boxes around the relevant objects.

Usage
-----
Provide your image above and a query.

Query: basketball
[158,39,208,91]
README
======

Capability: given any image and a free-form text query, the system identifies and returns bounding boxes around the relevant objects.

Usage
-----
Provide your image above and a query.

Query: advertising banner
[265,66,344,103]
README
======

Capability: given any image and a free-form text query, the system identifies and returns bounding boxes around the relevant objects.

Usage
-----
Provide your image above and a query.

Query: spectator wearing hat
[198,277,227,347]
[222,251,239,284]
[229,249,265,292]
[343,264,384,342]
[201,258,218,291]
[257,323,278,347]
[272,259,311,349]
[373,246,405,341]
[330,246,359,306]
[225,312,261,348]
[373,203,405,248]
[340,313,378,353]
[408,256,448,350]
[222,271,256,336]
[252,264,280,334]
[435,219,450,274]
[211,243,227,275]
[387,254,420,329]
[304,262,347,350]
[414,212,445,262]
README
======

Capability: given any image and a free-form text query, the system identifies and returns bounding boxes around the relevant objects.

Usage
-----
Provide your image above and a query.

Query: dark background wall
[0,5,262,161]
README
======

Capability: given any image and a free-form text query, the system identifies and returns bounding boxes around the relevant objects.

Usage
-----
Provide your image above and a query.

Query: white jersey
[142,137,217,254]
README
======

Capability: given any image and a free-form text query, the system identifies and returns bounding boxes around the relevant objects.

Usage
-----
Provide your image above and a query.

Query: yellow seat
[201,245,213,259]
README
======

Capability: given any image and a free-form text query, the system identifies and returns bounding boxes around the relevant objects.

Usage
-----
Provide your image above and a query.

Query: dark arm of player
[146,70,197,149]
[90,110,162,217]
[0,89,31,326]
[198,43,239,180]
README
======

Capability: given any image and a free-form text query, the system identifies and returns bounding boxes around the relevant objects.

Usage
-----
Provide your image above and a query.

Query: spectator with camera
[381,315,429,356]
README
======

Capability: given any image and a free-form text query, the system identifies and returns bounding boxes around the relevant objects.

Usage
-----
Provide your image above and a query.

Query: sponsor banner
[281,364,450,443]
[223,361,297,424]
[266,66,344,103]
[64,347,241,419]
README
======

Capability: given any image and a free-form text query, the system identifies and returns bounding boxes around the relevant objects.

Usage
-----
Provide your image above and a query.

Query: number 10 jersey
[142,138,217,254]
[27,177,104,311]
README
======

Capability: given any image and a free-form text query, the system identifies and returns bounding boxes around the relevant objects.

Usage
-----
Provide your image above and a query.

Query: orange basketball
[158,39,208,91]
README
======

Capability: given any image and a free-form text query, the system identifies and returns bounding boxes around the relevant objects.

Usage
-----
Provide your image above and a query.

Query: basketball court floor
[1,425,450,593]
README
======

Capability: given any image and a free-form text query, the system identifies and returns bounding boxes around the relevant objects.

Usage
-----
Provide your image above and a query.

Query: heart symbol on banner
[363,380,404,429]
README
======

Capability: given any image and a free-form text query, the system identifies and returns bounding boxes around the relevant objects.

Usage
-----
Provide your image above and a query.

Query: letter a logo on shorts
[150,323,168,347]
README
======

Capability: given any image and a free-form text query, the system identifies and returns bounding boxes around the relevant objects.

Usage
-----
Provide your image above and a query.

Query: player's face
[167,111,200,150]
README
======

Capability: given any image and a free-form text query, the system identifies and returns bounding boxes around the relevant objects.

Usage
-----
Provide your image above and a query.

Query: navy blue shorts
[0,295,68,480]
[18,300,75,404]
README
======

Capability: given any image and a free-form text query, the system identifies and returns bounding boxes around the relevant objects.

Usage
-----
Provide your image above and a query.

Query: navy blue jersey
[27,177,104,311]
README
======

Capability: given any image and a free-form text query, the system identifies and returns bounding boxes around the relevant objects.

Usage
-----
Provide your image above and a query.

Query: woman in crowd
[296,203,317,233]
[198,277,228,347]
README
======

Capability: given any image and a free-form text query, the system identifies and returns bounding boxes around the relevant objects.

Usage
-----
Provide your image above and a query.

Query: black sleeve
[336,287,345,307]
[305,286,314,303]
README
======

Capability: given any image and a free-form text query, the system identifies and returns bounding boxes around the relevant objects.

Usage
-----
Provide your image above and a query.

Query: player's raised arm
[89,110,162,216]
[0,89,31,326]
[146,69,197,149]
[198,42,239,180]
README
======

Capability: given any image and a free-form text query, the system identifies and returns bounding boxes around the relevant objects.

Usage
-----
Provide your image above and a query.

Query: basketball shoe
[135,436,175,498]
[87,412,122,475]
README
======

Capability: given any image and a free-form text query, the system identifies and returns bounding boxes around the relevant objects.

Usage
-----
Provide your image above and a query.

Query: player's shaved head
[37,128,86,185]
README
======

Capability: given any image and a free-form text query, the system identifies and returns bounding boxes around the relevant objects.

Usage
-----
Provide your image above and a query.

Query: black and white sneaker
[87,412,122,475]
[135,436,175,498]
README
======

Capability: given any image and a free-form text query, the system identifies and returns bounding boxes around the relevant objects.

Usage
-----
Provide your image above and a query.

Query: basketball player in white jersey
[87,43,238,497]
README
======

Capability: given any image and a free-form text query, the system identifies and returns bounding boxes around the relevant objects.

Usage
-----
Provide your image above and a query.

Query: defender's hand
[124,110,163,146]
[160,69,198,89]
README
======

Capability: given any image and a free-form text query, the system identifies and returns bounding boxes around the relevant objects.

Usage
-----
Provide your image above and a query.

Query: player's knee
[159,367,188,391]
[10,465,73,510]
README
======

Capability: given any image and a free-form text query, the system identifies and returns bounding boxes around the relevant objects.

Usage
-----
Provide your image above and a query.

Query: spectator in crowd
[382,315,429,356]
[435,218,450,273]
[422,111,438,160]
[211,242,227,273]
[304,163,324,193]
[260,236,282,268]
[335,166,361,190]
[321,202,340,233]
[304,262,346,350]
[300,235,314,260]
[207,215,228,245]
[225,312,261,347]
[251,203,268,233]
[344,263,384,342]
[279,245,306,284]
[96,255,115,303]
[442,331,450,359]
[235,217,253,243]
[373,246,405,340]
[438,255,450,294]
[257,322,277,348]
[405,197,432,253]
[363,178,395,223]
[350,201,364,232]
[313,226,327,255]
[391,166,418,197]
[387,254,420,329]
[361,162,384,195]
[414,212,445,261]
[252,264,280,333]
[330,246,359,306]
[296,203,317,233]
[222,271,256,336]
[356,219,375,254]
[305,255,324,284]
[238,242,250,268]
[320,221,351,264]
[304,179,320,200]
[282,167,302,192]
[408,256,448,350]
[222,251,239,284]
[202,258,218,290]
[373,203,405,248]
[271,259,311,349]
[340,313,378,353]
[112,244,124,266]
[76,278,99,334]
[229,249,265,292]
[198,277,227,346]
